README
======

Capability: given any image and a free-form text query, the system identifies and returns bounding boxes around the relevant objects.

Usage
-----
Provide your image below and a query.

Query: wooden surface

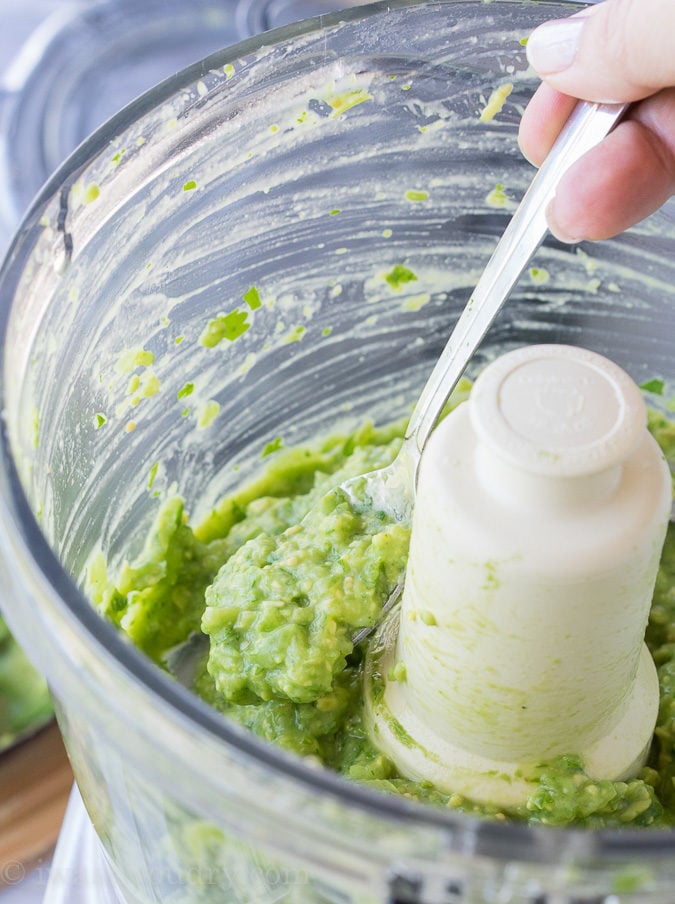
[0,722,73,884]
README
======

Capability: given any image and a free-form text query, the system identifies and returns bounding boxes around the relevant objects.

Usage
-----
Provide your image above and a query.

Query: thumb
[525,0,675,102]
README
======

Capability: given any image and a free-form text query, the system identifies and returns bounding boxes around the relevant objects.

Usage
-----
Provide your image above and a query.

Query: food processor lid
[0,0,371,252]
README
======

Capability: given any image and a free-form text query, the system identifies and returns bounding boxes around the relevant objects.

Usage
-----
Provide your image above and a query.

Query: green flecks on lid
[111,148,127,166]
[401,84,411,91]
[84,184,100,204]
[175,336,184,345]
[641,378,665,396]
[94,412,107,429]
[262,437,284,457]
[224,63,235,80]
[200,310,250,347]
[243,286,262,310]
[329,208,341,216]
[519,36,529,46]
[125,421,137,433]
[177,382,195,400]
[385,264,418,290]
[183,180,197,192]
[529,266,550,285]
[327,89,373,117]
[116,347,154,375]
[137,136,146,147]
[39,215,49,228]
[127,373,141,395]
[197,400,220,429]
[382,228,392,238]
[479,82,513,122]
[420,610,437,627]
[197,80,208,97]
[147,461,159,490]
[181,408,190,417]
[269,124,279,133]
[159,315,171,328]
[405,190,428,202]
[322,327,332,337]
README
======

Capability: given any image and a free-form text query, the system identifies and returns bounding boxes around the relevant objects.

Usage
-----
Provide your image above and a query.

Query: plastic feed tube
[367,345,672,807]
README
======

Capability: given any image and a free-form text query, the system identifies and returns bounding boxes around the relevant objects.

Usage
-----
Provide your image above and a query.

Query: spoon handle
[403,100,629,460]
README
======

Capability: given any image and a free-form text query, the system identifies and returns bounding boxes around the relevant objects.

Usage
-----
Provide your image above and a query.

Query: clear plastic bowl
[1,1,674,902]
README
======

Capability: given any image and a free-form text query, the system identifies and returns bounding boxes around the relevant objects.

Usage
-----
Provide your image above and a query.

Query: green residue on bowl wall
[262,437,284,457]
[405,190,428,203]
[147,461,159,490]
[327,88,372,117]
[284,325,306,344]
[402,293,431,312]
[385,265,418,290]
[200,311,250,347]
[242,286,262,311]
[31,407,39,450]
[84,184,100,205]
[529,267,550,286]
[115,348,155,375]
[197,400,220,429]
[485,183,515,209]
[641,378,665,396]
[479,83,513,122]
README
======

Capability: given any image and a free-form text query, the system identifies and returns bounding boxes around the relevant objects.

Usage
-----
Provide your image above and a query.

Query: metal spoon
[350,99,628,644]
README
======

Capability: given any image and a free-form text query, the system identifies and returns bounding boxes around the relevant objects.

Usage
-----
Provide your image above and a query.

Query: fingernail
[526,16,586,75]
[546,200,583,245]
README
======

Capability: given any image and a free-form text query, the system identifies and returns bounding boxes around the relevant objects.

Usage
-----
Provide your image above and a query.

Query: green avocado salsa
[90,404,675,828]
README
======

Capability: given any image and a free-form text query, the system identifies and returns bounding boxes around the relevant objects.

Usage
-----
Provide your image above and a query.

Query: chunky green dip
[91,407,675,828]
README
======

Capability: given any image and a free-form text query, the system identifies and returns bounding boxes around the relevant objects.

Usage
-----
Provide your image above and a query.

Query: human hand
[518,0,675,242]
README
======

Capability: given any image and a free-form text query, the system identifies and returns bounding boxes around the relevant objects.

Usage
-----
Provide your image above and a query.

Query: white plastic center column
[367,345,671,808]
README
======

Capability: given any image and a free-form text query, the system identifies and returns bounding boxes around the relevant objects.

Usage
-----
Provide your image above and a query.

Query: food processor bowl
[0,1,674,902]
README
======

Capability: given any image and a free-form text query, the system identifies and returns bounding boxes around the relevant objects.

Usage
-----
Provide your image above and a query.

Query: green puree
[92,409,675,828]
